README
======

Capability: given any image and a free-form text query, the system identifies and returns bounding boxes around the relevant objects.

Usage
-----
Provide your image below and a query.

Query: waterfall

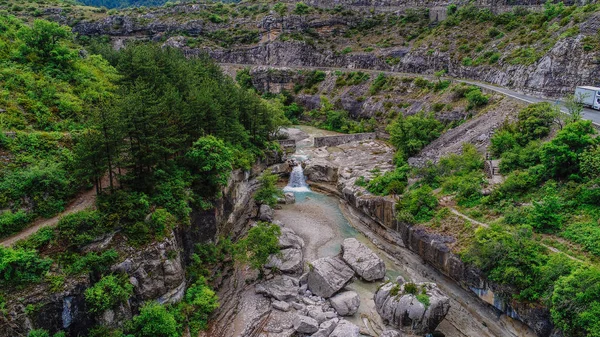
[284,165,310,192]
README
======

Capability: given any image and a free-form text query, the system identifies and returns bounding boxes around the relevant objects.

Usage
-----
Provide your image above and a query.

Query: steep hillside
[34,0,600,98]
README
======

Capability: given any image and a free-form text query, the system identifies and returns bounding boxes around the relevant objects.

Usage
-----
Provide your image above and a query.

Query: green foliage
[387,112,443,160]
[235,68,254,90]
[129,302,180,337]
[529,185,563,232]
[185,136,234,202]
[15,227,55,251]
[516,102,556,144]
[464,225,548,294]
[174,277,219,334]
[293,2,310,15]
[28,330,50,337]
[416,293,430,307]
[397,185,438,223]
[551,266,600,337]
[562,222,600,256]
[465,88,489,110]
[540,120,597,178]
[56,210,106,248]
[254,171,283,207]
[85,274,133,313]
[149,209,177,239]
[0,210,32,238]
[404,282,418,294]
[0,247,52,286]
[235,222,280,271]
[64,249,119,275]
[366,165,409,196]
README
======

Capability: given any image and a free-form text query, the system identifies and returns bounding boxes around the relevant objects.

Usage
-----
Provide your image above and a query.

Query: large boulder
[265,248,303,274]
[278,227,305,250]
[329,319,360,337]
[341,238,386,281]
[259,204,274,222]
[374,282,450,335]
[304,158,338,183]
[255,276,299,301]
[294,315,319,334]
[329,291,360,316]
[284,192,296,204]
[307,257,355,298]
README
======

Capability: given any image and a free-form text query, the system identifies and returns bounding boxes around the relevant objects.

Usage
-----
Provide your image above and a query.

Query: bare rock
[381,329,402,337]
[279,227,305,250]
[294,315,319,334]
[265,248,303,274]
[374,282,450,335]
[307,257,355,298]
[329,291,360,316]
[329,319,360,337]
[259,204,274,222]
[341,238,386,281]
[255,276,299,301]
[272,300,291,312]
[312,318,339,337]
[304,158,338,183]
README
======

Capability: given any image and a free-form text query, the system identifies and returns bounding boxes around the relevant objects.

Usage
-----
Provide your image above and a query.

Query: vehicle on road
[575,86,600,110]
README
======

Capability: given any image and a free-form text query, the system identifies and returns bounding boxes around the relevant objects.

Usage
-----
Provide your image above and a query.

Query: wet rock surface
[375,281,451,335]
[341,237,386,281]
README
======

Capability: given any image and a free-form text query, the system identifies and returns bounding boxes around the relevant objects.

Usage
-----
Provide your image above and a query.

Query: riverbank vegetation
[0,15,287,337]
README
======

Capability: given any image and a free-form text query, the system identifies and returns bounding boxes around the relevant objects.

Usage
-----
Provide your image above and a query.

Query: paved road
[459,79,600,125]
[220,63,600,125]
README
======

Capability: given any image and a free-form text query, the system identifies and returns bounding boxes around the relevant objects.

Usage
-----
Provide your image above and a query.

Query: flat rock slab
[255,275,299,301]
[330,319,360,337]
[307,256,355,298]
[341,238,386,281]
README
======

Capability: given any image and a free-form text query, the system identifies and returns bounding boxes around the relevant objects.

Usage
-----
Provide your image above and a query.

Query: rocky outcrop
[294,315,320,333]
[375,281,451,335]
[329,291,360,316]
[341,238,386,281]
[307,257,355,298]
[265,248,304,274]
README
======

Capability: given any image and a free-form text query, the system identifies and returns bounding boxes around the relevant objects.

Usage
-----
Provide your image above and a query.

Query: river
[274,126,537,337]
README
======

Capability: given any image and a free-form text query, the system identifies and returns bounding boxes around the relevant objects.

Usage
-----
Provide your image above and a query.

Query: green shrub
[293,2,310,14]
[235,222,280,272]
[366,165,409,196]
[254,171,283,207]
[540,120,596,178]
[149,209,177,239]
[15,227,54,250]
[416,293,430,307]
[404,282,418,294]
[562,222,600,256]
[387,112,443,160]
[551,266,600,337]
[465,89,489,110]
[28,330,50,337]
[515,102,556,144]
[529,186,563,233]
[129,302,179,337]
[85,274,133,314]
[397,185,438,223]
[65,249,119,275]
[0,247,52,286]
[56,210,105,248]
[177,278,219,334]
[0,210,32,238]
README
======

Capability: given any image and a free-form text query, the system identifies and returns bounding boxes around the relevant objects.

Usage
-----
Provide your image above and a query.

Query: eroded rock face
[329,291,360,316]
[375,282,450,335]
[278,226,305,250]
[341,238,386,281]
[307,257,355,298]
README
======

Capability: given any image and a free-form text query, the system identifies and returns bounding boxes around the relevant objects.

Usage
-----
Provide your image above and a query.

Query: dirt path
[441,200,585,264]
[1,187,97,248]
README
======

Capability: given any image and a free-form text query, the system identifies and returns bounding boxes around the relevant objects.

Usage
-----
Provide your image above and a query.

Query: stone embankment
[313,133,376,148]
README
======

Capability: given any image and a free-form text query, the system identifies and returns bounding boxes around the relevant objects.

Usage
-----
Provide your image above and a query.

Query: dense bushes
[387,112,443,161]
[85,274,133,313]
[0,247,52,286]
[254,171,283,207]
[366,165,409,196]
[235,222,280,272]
[397,185,438,223]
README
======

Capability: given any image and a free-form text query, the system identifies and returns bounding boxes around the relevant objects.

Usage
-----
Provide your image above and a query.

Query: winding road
[220,63,600,125]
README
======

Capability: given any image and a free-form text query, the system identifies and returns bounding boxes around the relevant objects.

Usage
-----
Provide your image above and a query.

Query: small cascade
[283,165,310,192]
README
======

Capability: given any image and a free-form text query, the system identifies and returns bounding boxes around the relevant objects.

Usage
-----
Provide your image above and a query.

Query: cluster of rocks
[255,229,390,336]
